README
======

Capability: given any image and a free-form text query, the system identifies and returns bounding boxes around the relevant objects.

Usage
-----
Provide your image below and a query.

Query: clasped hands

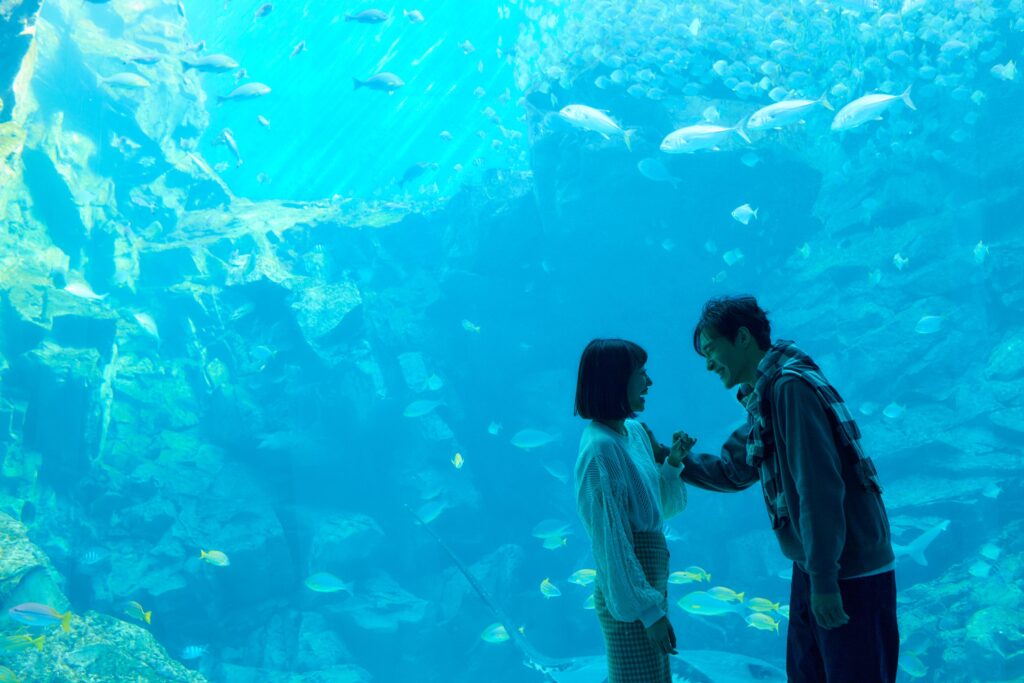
[641,424,697,467]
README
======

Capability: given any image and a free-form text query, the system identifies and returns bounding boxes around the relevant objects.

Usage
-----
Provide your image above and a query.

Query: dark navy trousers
[787,565,899,683]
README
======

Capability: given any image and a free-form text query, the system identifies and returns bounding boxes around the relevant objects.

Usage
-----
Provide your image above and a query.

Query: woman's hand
[645,616,678,654]
[668,431,697,467]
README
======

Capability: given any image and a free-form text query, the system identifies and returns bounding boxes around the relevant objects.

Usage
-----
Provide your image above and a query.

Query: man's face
[627,365,652,413]
[699,329,747,389]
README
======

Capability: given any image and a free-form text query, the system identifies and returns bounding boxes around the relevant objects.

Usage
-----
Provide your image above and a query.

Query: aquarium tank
[0,0,1021,681]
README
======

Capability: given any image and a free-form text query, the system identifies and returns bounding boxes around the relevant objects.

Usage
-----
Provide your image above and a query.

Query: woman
[574,338,691,682]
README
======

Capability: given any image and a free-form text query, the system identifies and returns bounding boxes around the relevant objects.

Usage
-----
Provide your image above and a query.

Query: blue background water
[0,0,1021,681]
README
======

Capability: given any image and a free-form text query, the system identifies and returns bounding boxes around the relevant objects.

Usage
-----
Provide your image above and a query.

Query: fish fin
[734,118,752,144]
[236,159,244,168]
[819,90,834,111]
[901,85,916,111]
[623,128,635,152]
[352,77,363,90]
[145,611,152,624]
[34,635,45,651]
[61,611,72,633]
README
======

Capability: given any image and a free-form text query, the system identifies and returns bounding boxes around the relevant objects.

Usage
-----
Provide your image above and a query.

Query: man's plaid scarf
[736,340,883,529]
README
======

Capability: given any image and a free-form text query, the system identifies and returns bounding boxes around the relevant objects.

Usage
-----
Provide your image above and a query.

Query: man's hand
[811,592,849,629]
[644,616,677,654]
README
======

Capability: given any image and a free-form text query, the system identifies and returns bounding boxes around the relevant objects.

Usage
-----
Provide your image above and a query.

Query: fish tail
[216,96,225,106]
[145,611,152,624]
[819,90,834,111]
[236,159,244,168]
[734,119,752,144]
[737,592,745,602]
[32,635,45,651]
[623,128,635,152]
[900,85,916,111]
[343,13,353,21]
[61,611,72,633]
[352,77,363,90]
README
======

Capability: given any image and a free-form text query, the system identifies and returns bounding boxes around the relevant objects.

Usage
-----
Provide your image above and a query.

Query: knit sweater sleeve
[577,450,666,627]
[632,422,688,519]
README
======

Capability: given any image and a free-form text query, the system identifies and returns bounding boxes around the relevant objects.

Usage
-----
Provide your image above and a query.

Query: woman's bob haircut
[574,339,647,421]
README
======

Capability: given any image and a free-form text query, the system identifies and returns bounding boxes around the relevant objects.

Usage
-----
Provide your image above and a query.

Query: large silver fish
[831,87,915,130]
[217,82,271,104]
[747,93,833,130]
[558,104,634,150]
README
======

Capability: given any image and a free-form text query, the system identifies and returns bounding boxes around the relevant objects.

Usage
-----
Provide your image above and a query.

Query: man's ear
[737,326,751,348]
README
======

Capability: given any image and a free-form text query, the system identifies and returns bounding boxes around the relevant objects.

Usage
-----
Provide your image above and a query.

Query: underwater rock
[217,663,371,683]
[985,332,1024,381]
[290,279,362,343]
[307,511,385,568]
[0,0,42,124]
[436,543,525,625]
[333,572,427,632]
[0,512,207,682]
[295,611,353,672]
[897,519,1024,681]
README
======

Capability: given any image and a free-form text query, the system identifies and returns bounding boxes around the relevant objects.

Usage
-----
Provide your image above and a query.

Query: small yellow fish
[540,578,561,599]
[451,452,464,469]
[669,570,707,584]
[708,586,745,603]
[746,612,780,633]
[200,549,230,567]
[747,597,781,613]
[541,536,567,550]
[0,634,44,653]
[684,565,712,582]
[480,623,509,643]
[125,601,152,624]
[668,571,697,584]
[568,568,597,586]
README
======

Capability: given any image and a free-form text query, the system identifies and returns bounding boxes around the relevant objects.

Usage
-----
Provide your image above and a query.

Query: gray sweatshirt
[681,375,894,595]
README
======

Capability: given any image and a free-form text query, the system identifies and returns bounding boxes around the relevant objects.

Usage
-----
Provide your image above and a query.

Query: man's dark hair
[692,295,772,356]
[575,339,647,420]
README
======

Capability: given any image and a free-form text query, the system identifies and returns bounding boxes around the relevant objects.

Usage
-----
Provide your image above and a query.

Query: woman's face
[626,365,652,413]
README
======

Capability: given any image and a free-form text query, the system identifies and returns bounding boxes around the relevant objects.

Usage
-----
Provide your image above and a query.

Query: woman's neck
[597,419,627,436]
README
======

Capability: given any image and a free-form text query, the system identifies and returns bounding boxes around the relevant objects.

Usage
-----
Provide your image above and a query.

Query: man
[647,295,898,683]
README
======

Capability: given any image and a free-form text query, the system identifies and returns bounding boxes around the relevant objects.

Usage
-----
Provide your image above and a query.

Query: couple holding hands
[573,295,899,683]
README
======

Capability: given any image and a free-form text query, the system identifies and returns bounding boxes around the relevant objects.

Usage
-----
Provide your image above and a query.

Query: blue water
[0,0,1022,681]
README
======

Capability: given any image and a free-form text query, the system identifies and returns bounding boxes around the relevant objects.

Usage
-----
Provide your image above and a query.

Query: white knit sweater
[575,419,687,627]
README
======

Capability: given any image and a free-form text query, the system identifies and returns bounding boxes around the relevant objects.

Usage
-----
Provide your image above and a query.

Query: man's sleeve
[680,423,760,492]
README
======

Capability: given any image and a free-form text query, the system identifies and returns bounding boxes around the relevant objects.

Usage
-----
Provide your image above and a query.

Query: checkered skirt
[593,531,671,683]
